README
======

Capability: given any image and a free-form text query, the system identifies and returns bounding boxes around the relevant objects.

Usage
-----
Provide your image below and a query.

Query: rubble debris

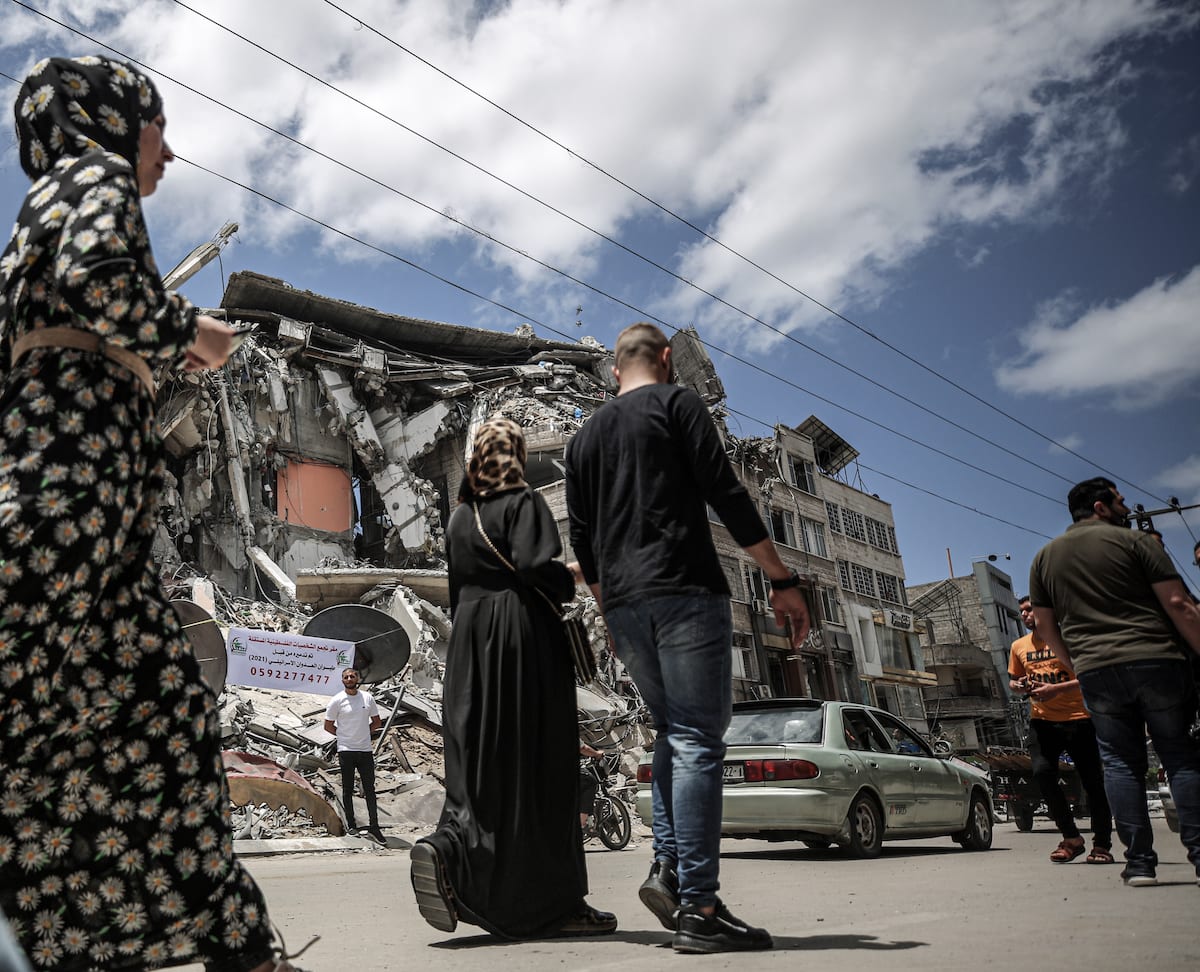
[150,273,705,842]
[223,750,343,835]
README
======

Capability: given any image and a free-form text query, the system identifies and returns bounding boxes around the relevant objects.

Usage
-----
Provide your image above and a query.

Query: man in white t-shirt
[324,668,384,844]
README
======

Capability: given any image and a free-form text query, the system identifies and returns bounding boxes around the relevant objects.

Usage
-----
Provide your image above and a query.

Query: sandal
[411,840,459,932]
[1087,845,1115,865]
[268,926,319,971]
[1050,838,1086,863]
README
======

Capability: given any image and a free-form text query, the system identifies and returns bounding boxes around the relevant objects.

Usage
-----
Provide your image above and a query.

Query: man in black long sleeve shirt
[565,322,810,954]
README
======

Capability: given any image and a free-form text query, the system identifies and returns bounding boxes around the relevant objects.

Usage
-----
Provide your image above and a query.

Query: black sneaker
[673,899,773,953]
[365,826,387,846]
[638,860,679,930]
[1121,865,1158,887]
[345,826,359,837]
[410,841,458,932]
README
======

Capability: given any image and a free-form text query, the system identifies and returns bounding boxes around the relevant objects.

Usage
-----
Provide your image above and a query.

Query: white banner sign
[226,627,355,695]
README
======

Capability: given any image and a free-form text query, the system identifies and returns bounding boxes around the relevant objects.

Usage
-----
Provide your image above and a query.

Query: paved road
[190,819,1195,971]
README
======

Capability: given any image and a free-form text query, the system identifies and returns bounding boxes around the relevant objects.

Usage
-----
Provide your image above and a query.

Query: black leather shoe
[552,904,618,937]
[638,860,679,930]
[673,899,773,953]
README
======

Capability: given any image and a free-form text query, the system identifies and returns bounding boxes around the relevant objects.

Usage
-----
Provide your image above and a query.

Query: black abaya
[426,486,586,939]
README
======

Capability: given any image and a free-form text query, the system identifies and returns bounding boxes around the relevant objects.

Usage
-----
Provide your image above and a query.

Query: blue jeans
[606,593,732,908]
[1078,659,1200,875]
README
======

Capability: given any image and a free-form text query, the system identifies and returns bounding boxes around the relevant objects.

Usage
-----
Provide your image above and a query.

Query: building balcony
[921,689,1007,718]
[925,643,992,669]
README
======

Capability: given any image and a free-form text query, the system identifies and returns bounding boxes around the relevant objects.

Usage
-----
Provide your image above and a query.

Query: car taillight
[742,759,819,782]
[636,765,653,784]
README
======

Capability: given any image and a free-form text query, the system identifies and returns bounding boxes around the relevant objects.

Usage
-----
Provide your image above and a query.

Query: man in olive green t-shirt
[1029,476,1200,888]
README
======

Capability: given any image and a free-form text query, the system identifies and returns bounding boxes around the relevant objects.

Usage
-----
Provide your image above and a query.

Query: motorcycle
[580,752,632,850]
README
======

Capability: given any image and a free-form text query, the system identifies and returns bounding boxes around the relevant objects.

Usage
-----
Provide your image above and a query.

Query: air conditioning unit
[751,598,768,614]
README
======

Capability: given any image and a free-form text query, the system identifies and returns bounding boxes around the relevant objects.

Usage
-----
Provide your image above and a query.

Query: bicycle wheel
[595,796,631,850]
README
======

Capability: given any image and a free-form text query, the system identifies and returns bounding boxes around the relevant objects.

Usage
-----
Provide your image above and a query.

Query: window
[731,631,759,681]
[825,501,843,534]
[837,559,851,591]
[842,508,867,543]
[842,709,892,753]
[744,563,767,601]
[850,563,876,597]
[887,526,899,555]
[786,454,817,494]
[873,711,931,756]
[876,572,901,604]
[721,557,744,600]
[819,587,842,625]
[799,517,828,557]
[866,516,896,552]
[768,507,797,548]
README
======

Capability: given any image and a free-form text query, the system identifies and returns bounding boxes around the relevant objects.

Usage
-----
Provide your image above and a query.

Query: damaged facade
[155,270,930,836]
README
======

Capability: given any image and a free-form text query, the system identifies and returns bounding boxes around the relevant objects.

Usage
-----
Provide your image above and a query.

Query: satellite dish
[302,604,411,683]
[171,599,227,694]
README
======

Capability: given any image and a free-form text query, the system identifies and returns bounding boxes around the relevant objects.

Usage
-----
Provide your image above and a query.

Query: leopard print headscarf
[467,416,529,498]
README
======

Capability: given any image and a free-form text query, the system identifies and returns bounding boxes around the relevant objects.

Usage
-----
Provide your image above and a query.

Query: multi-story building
[705,415,930,729]
[907,561,1025,749]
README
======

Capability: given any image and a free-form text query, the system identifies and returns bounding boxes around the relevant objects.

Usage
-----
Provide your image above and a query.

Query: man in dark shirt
[565,322,810,953]
[1029,476,1200,888]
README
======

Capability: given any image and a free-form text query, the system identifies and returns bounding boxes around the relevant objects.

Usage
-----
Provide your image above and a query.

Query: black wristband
[769,570,802,591]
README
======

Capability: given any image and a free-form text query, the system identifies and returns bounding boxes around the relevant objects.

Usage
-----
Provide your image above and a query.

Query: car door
[870,711,966,829]
[840,708,917,830]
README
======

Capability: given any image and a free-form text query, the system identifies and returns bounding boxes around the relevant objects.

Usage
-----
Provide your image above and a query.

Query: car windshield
[725,707,824,745]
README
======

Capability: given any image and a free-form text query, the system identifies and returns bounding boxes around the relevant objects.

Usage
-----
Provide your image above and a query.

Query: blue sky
[2,0,1198,591]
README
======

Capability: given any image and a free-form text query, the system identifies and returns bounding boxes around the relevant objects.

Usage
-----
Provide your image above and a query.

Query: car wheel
[596,796,631,850]
[802,838,832,850]
[1014,803,1035,832]
[953,791,993,851]
[844,793,883,858]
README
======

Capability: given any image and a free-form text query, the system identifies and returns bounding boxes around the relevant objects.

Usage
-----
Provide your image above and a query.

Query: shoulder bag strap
[472,501,564,618]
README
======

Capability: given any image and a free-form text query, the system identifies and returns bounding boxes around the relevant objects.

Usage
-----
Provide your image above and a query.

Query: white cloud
[1048,433,1084,456]
[995,265,1200,408]
[1157,454,1200,505]
[2,0,1192,343]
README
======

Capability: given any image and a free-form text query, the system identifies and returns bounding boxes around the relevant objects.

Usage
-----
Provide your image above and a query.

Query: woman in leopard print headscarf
[466,416,529,498]
[412,416,616,940]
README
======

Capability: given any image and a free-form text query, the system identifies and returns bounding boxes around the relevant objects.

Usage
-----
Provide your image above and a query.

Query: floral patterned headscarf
[14,55,163,177]
[467,417,529,498]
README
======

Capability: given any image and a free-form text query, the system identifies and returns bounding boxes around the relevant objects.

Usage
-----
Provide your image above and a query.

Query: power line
[315,0,1169,504]
[0,4,1068,508]
[6,11,1171,547]
[155,0,1094,494]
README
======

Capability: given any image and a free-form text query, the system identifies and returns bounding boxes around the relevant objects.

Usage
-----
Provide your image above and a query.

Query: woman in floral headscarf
[410,416,616,940]
[0,57,306,971]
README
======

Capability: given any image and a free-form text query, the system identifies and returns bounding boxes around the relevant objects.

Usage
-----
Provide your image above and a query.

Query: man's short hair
[342,667,358,676]
[1067,477,1118,523]
[614,322,668,371]
[1018,595,1031,605]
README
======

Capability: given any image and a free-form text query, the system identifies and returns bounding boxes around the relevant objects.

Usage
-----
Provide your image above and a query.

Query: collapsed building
[156,269,932,839]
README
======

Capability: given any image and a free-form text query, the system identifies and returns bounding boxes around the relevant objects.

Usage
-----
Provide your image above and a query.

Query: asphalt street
[184,818,1195,971]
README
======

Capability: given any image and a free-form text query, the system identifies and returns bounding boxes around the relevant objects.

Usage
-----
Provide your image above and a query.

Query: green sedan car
[635,698,993,858]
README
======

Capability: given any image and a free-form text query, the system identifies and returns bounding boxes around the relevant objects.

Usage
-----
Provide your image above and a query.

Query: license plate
[723,763,744,783]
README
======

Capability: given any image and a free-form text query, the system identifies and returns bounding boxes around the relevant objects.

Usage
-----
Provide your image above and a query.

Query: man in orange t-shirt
[1010,595,1113,864]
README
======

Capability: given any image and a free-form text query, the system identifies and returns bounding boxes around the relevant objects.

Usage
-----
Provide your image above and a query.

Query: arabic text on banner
[226,627,355,696]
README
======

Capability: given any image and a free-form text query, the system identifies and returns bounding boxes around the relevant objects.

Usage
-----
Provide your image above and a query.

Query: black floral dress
[0,149,274,970]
